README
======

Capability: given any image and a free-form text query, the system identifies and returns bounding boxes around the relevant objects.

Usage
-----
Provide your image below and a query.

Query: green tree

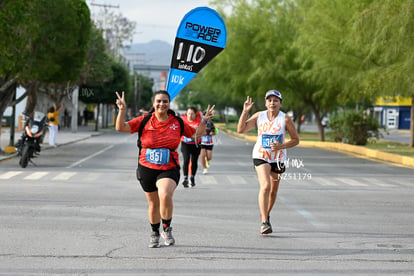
[22,0,91,113]
[80,60,131,129]
[294,0,373,140]
[131,74,155,113]
[79,25,113,86]
[296,0,414,145]
[350,0,414,146]
[201,0,336,140]
[0,0,38,150]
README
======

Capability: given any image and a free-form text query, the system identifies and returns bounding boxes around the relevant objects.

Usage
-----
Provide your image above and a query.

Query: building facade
[373,96,411,130]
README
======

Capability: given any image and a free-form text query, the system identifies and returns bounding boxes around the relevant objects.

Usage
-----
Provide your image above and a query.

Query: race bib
[262,134,282,149]
[145,148,170,165]
[201,135,212,144]
[183,136,195,143]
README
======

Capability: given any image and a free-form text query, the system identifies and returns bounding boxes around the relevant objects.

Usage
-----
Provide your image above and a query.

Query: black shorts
[253,159,286,174]
[136,164,180,193]
[200,145,214,150]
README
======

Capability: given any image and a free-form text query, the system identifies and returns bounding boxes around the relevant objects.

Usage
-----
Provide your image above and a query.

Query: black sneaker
[182,178,189,188]
[190,176,195,187]
[260,221,272,234]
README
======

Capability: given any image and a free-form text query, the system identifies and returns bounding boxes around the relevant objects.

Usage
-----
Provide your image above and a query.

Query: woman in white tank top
[237,90,299,235]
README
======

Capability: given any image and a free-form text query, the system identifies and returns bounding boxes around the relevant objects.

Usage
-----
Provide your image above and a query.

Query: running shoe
[190,176,195,187]
[203,168,208,174]
[148,231,160,248]
[182,178,189,188]
[260,221,273,234]
[161,227,175,246]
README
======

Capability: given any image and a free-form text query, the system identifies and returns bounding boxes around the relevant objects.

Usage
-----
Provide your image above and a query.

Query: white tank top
[252,111,287,163]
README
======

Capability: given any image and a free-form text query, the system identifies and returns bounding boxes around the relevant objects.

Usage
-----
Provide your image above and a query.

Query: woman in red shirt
[180,107,202,187]
[115,90,214,248]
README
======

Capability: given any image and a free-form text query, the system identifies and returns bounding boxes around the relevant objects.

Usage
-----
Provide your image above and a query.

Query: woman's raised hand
[115,91,126,111]
[243,96,254,113]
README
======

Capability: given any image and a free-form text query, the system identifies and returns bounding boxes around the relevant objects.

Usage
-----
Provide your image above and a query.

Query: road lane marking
[0,171,23,179]
[24,172,49,180]
[67,145,114,168]
[280,196,327,229]
[52,172,77,181]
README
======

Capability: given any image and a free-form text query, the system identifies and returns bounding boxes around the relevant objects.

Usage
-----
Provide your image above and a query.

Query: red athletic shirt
[128,113,196,170]
[181,115,201,144]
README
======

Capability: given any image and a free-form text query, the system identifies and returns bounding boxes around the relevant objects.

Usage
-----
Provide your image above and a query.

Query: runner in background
[200,115,216,174]
[180,107,202,187]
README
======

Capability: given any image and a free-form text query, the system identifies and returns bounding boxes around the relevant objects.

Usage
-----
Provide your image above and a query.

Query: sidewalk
[0,125,105,161]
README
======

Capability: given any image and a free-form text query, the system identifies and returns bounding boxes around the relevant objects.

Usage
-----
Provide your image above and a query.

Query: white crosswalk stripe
[0,171,407,189]
[23,172,49,180]
[199,175,218,185]
[226,175,247,185]
[0,171,23,179]
[360,177,396,187]
[52,172,77,181]
[314,177,338,186]
[335,177,368,187]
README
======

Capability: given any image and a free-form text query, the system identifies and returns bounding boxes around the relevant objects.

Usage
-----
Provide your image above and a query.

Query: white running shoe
[148,231,160,248]
[161,227,175,246]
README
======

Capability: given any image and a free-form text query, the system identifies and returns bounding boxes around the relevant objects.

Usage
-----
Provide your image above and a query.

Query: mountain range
[122,40,173,67]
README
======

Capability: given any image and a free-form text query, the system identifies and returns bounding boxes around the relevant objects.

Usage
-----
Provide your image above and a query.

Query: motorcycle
[15,111,48,168]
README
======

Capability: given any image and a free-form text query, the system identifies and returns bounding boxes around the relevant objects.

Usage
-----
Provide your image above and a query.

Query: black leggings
[181,142,201,177]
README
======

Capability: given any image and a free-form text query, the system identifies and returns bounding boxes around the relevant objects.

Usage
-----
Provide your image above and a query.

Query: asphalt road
[0,130,413,275]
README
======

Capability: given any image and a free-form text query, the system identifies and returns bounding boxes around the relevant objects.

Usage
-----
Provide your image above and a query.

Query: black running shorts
[136,164,180,193]
[253,158,286,174]
[200,145,214,150]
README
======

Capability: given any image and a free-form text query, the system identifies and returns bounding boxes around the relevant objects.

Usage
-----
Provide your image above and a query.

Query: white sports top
[252,110,287,163]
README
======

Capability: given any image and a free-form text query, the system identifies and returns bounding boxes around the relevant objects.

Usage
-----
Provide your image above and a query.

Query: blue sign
[166,7,227,100]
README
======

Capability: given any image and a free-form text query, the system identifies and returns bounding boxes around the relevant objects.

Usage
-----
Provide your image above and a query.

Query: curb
[219,128,414,169]
[299,141,414,169]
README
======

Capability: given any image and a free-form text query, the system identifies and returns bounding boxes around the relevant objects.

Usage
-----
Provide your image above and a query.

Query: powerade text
[185,22,221,42]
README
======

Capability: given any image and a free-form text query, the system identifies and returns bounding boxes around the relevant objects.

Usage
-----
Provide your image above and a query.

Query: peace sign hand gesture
[243,96,254,113]
[203,104,216,122]
[115,91,126,111]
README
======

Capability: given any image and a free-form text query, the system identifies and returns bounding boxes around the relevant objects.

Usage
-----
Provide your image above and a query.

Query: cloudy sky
[87,0,212,44]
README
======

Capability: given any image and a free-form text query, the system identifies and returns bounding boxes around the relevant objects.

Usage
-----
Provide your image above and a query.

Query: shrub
[328,110,379,145]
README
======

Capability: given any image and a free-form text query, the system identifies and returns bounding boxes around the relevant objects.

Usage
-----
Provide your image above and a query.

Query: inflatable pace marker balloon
[166,7,227,100]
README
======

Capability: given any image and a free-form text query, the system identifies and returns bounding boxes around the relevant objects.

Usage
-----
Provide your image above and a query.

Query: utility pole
[88,1,119,130]
[90,1,119,51]
[123,52,145,116]
[9,83,16,147]
[123,52,145,72]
